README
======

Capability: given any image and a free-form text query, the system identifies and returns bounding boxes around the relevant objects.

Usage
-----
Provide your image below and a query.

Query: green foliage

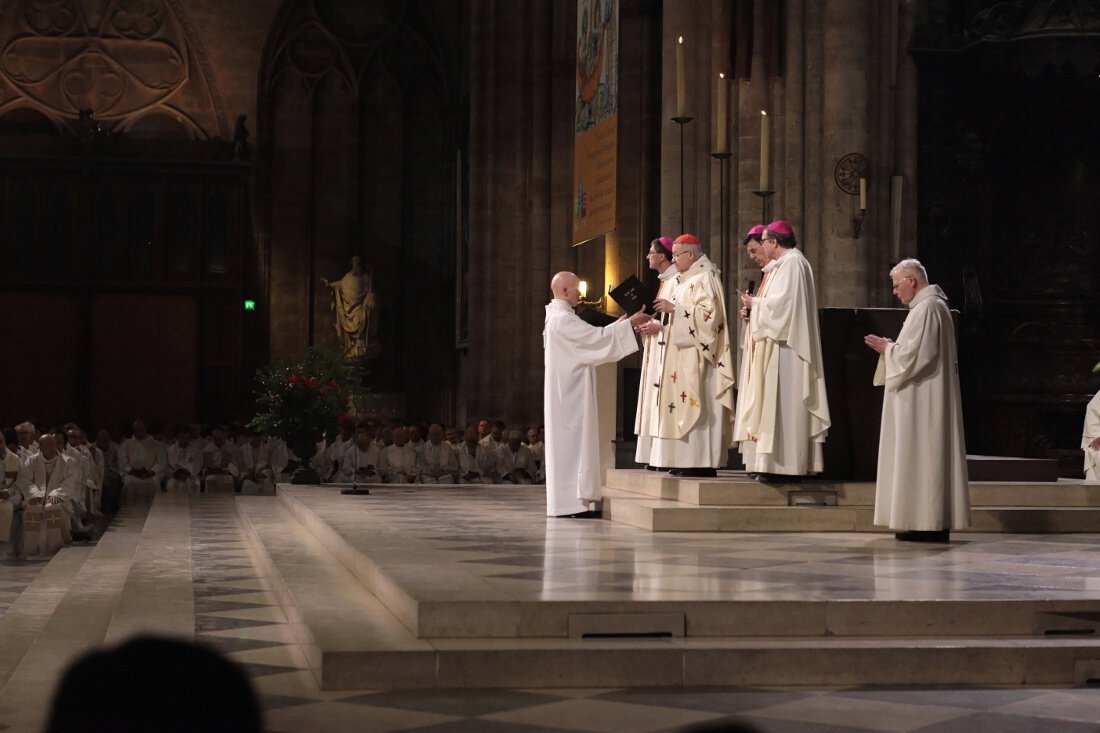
[248,344,363,437]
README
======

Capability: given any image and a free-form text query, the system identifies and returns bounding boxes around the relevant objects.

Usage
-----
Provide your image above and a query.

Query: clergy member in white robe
[1085,390,1100,482]
[457,427,496,484]
[380,427,419,483]
[543,271,649,517]
[120,420,166,499]
[633,236,678,467]
[524,426,545,483]
[1,432,30,553]
[646,235,736,476]
[733,226,769,458]
[865,258,970,542]
[738,220,831,480]
[202,427,237,493]
[497,430,536,484]
[26,434,85,546]
[231,434,285,494]
[334,425,382,483]
[420,424,458,484]
[166,432,203,492]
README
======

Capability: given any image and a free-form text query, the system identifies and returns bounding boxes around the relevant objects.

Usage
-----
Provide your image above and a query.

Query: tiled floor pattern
[188,492,1100,732]
[3,494,1100,732]
[284,484,1100,603]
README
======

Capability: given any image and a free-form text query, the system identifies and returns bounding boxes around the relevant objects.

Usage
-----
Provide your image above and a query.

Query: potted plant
[248,344,363,484]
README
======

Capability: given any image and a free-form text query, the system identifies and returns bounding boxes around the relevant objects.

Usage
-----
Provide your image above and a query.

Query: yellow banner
[573,0,618,245]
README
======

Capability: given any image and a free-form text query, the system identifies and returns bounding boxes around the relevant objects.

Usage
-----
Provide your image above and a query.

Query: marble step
[604,488,1100,533]
[234,494,1100,690]
[264,487,1100,642]
[605,469,1100,508]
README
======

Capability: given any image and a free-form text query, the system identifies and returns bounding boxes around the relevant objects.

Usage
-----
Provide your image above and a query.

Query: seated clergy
[524,426,545,483]
[166,431,203,492]
[334,422,382,483]
[380,427,418,483]
[66,425,104,516]
[497,430,536,484]
[55,428,91,523]
[419,423,458,484]
[457,426,496,484]
[324,419,356,477]
[407,424,427,463]
[444,425,460,450]
[26,434,90,547]
[202,426,237,493]
[231,432,285,494]
[1,429,31,556]
[119,419,166,500]
[15,421,38,459]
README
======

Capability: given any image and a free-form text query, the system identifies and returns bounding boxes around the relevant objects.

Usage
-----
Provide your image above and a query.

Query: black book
[608,275,651,315]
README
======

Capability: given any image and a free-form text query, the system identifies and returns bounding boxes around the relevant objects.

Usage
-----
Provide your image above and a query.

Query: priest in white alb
[645,234,736,476]
[543,271,649,517]
[738,220,831,481]
[864,258,970,542]
[632,236,678,468]
[1086,390,1100,482]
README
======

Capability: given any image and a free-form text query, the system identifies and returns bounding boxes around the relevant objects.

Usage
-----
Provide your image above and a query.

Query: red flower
[327,379,338,389]
[305,376,319,387]
[287,374,300,386]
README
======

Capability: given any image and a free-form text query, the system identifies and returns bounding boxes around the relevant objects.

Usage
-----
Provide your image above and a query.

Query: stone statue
[321,255,375,360]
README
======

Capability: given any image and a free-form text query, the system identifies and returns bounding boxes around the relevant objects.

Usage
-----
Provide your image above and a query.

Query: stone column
[818,0,872,307]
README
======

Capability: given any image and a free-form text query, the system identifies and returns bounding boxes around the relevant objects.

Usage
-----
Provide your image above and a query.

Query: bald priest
[543,271,651,518]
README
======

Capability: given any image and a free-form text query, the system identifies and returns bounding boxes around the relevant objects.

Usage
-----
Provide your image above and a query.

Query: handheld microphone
[747,279,756,295]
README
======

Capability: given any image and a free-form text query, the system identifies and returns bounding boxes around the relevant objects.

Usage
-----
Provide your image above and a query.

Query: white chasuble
[1084,391,1100,482]
[740,248,830,475]
[543,298,637,516]
[873,284,970,531]
[633,264,678,462]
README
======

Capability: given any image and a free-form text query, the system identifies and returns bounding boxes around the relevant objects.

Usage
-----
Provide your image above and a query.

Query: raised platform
[235,483,1100,690]
[603,469,1100,533]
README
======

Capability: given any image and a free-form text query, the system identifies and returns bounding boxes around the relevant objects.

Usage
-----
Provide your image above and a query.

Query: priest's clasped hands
[863,334,893,354]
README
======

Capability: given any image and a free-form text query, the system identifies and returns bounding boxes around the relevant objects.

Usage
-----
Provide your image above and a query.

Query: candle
[676,37,686,118]
[579,280,588,299]
[759,110,770,191]
[716,73,727,153]
[859,177,867,210]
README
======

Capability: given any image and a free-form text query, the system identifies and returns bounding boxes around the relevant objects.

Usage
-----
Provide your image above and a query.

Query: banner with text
[573,0,618,245]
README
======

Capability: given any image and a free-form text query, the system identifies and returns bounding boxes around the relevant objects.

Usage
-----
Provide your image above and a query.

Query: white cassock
[650,255,736,468]
[166,441,203,492]
[2,449,30,546]
[527,441,545,483]
[497,443,536,484]
[119,436,166,498]
[381,444,418,483]
[738,248,831,475]
[231,441,286,494]
[543,298,638,516]
[420,441,458,484]
[202,442,237,493]
[733,265,770,459]
[1083,391,1100,481]
[634,264,678,463]
[873,284,970,531]
[62,445,91,518]
[27,452,81,541]
[334,443,382,483]
[310,439,334,481]
[457,442,495,484]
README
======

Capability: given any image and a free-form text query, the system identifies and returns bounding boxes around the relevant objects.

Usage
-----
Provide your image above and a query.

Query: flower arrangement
[248,343,364,439]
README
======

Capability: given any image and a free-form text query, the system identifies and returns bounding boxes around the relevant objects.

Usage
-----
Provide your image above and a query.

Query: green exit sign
[244,299,256,311]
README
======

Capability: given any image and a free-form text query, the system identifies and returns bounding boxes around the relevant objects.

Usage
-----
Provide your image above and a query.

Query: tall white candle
[676,37,686,118]
[759,110,770,191]
[716,74,727,153]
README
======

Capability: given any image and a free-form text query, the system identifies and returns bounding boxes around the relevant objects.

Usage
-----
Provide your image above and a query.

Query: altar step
[233,487,1100,690]
[603,469,1100,533]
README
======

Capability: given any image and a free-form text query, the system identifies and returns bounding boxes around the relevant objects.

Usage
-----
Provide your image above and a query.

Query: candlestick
[859,177,867,210]
[676,37,686,118]
[716,73,728,154]
[759,110,770,191]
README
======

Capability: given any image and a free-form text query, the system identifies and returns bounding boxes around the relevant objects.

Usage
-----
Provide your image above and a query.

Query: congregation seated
[94,428,122,513]
[25,433,88,553]
[61,424,102,518]
[420,423,458,484]
[444,425,460,450]
[15,421,38,460]
[323,420,355,479]
[497,430,536,484]
[230,431,285,494]
[119,419,166,500]
[478,419,505,452]
[334,422,382,483]
[166,430,203,492]
[381,427,418,483]
[407,424,427,463]
[202,426,237,493]
[524,426,545,483]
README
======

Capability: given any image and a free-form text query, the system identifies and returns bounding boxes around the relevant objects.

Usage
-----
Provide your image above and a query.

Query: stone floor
[3,489,1100,731]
